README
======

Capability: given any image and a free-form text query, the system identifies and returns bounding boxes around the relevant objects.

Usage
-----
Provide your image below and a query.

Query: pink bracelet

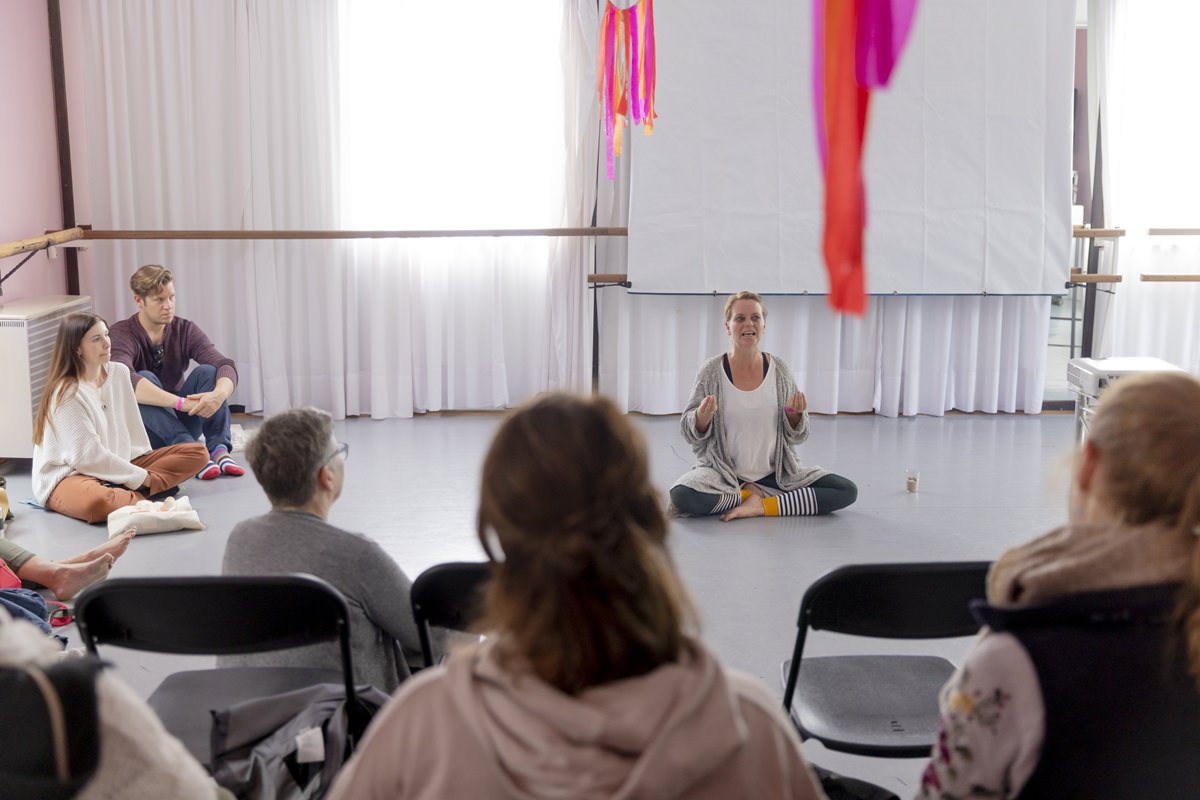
[175,396,184,412]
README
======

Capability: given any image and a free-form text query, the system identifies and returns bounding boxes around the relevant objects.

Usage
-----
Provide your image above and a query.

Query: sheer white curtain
[75,0,590,418]
[1092,0,1200,374]
[598,292,1048,417]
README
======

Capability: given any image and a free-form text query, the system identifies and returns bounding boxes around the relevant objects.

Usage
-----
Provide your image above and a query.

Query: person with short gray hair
[221,407,422,691]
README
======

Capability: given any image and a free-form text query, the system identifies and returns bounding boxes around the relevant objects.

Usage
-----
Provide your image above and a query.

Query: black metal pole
[47,0,80,295]
[1081,109,1105,359]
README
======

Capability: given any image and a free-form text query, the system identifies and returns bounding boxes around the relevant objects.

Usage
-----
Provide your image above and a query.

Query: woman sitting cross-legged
[32,313,210,524]
[670,290,857,521]
[328,393,825,800]
[917,371,1200,799]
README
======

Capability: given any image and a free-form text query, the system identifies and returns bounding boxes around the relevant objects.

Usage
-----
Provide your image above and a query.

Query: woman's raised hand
[696,394,718,433]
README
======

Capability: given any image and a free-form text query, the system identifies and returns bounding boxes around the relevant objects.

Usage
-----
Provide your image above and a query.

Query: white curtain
[598,293,1048,417]
[75,0,590,418]
[1091,0,1200,375]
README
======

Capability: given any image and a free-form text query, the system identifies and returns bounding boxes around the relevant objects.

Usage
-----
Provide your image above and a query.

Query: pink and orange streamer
[814,0,917,314]
[598,0,656,181]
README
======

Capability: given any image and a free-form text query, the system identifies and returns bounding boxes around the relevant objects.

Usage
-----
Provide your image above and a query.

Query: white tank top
[721,358,777,482]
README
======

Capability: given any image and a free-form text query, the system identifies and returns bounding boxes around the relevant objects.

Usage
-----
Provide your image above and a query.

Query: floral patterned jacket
[916,631,1044,800]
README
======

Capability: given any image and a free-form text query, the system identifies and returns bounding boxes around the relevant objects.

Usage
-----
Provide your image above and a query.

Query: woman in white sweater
[32,313,209,524]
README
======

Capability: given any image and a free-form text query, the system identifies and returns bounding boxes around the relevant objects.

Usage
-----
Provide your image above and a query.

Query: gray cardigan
[670,354,827,512]
[221,510,422,692]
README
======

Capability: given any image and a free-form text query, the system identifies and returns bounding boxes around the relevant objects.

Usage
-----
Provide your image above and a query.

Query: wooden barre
[1072,227,1125,238]
[1140,274,1200,282]
[1147,228,1200,236]
[1067,274,1123,284]
[0,227,84,260]
[588,273,629,283]
[82,227,629,241]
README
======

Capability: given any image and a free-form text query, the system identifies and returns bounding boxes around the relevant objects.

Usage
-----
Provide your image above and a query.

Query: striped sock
[712,492,744,514]
[197,460,221,480]
[764,487,820,516]
[212,445,245,477]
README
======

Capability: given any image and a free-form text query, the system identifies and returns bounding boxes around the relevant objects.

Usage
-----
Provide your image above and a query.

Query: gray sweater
[671,354,827,510]
[221,510,422,692]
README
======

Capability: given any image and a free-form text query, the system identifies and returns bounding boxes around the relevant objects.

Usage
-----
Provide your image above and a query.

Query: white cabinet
[0,295,93,458]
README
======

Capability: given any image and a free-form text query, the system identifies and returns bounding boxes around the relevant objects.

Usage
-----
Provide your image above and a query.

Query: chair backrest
[0,659,103,800]
[783,561,990,713]
[800,561,991,638]
[74,574,358,713]
[410,561,490,667]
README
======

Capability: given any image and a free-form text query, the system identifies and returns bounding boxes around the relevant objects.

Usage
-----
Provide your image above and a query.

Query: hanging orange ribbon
[598,0,657,180]
[814,0,918,315]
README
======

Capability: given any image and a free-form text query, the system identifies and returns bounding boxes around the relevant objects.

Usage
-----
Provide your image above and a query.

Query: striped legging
[670,473,857,517]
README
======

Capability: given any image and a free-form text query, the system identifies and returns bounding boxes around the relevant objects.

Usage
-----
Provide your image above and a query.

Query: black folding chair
[781,561,990,758]
[74,574,368,768]
[0,659,103,800]
[410,561,490,668]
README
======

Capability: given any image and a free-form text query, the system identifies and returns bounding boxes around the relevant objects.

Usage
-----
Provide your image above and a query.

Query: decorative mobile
[598,0,656,180]
[814,0,917,314]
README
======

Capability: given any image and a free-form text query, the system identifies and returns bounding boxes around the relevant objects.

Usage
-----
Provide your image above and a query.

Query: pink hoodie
[329,638,825,800]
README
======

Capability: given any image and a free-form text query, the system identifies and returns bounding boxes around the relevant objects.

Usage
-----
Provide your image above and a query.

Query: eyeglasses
[324,441,349,466]
[151,343,165,371]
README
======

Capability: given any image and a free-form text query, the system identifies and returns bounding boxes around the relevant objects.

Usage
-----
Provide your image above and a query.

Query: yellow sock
[761,496,780,516]
[740,488,751,502]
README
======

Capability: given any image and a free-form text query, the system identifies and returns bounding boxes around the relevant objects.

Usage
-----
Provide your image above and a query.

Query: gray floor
[0,409,1075,796]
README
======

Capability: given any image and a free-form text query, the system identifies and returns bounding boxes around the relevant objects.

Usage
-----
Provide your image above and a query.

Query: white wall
[0,0,67,302]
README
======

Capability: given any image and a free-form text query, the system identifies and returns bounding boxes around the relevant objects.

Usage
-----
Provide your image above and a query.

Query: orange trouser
[46,443,210,524]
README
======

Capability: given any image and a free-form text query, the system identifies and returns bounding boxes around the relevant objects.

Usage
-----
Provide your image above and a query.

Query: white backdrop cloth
[626,0,1075,297]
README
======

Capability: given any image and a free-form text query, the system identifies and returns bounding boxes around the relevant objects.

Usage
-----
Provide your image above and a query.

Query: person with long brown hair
[32,313,210,524]
[328,393,824,800]
[918,371,1200,799]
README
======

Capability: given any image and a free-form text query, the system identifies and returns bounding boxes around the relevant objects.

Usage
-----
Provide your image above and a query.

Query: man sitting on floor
[221,407,424,691]
[109,264,244,480]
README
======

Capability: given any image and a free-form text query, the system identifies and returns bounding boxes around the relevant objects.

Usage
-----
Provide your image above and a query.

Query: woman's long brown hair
[32,312,106,445]
[477,392,696,694]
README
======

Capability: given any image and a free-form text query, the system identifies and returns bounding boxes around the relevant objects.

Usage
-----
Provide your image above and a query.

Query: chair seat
[782,655,954,758]
[148,666,343,767]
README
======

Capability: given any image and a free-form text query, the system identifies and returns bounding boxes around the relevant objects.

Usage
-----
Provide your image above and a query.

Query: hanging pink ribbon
[814,0,918,315]
[599,0,657,180]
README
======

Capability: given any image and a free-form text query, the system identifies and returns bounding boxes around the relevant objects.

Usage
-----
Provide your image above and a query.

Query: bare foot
[742,482,766,499]
[65,529,137,565]
[48,555,114,600]
[721,494,766,521]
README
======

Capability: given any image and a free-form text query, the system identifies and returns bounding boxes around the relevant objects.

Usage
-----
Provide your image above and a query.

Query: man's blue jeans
[137,364,231,455]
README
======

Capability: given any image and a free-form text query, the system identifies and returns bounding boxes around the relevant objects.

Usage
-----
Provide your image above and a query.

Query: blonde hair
[1088,371,1200,687]
[477,392,696,694]
[130,264,174,298]
[33,313,107,445]
[723,290,766,322]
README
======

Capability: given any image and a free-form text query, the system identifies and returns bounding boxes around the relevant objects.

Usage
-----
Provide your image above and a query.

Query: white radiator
[0,295,93,458]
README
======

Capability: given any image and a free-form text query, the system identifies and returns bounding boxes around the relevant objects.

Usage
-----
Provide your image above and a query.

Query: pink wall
[0,0,67,302]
